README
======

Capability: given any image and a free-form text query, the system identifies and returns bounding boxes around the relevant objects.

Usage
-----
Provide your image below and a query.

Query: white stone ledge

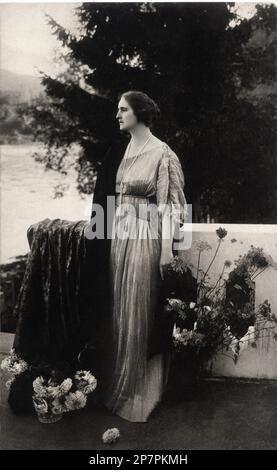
[182,223,277,233]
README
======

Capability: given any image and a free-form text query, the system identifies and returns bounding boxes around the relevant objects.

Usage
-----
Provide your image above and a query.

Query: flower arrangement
[229,245,277,283]
[168,299,229,364]
[32,369,97,423]
[170,299,277,365]
[1,350,97,423]
[1,348,29,390]
[224,245,277,338]
[164,227,277,371]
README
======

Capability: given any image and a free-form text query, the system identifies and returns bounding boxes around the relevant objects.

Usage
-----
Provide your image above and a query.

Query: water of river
[0,144,92,264]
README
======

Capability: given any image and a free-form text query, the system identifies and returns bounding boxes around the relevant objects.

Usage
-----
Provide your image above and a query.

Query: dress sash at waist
[115,194,158,222]
[116,193,156,200]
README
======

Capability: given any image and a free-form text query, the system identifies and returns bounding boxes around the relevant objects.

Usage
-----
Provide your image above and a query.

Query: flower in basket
[173,326,205,353]
[51,398,66,415]
[32,369,97,423]
[33,396,49,415]
[1,349,29,393]
[1,349,29,377]
[73,370,97,395]
[32,375,74,422]
[64,390,87,411]
[33,376,73,399]
[166,231,277,381]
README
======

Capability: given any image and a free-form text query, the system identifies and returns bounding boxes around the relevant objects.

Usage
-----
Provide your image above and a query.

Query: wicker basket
[36,412,63,424]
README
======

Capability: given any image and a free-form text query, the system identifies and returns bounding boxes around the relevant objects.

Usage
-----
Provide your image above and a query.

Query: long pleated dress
[104,141,187,422]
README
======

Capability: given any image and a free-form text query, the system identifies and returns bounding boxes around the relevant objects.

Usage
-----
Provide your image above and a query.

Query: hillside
[0,69,44,103]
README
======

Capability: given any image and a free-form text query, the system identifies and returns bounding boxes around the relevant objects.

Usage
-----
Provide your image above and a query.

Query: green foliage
[0,92,34,144]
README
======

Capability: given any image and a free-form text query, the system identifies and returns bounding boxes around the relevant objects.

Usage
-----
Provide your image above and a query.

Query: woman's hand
[159,250,174,280]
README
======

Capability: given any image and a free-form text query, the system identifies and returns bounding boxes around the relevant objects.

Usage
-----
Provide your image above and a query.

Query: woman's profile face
[116,96,138,131]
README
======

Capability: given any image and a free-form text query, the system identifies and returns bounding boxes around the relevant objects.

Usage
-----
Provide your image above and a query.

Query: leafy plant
[21,3,277,222]
[164,227,277,366]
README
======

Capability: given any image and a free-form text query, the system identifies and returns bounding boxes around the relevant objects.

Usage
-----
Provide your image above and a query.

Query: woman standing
[103,91,188,422]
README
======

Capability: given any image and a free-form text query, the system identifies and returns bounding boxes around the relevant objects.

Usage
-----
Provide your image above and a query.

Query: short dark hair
[119,90,161,127]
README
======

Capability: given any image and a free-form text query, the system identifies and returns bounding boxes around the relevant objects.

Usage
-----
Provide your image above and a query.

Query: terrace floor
[1,336,277,450]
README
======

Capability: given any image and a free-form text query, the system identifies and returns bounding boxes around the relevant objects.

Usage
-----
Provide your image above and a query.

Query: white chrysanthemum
[102,428,120,444]
[13,360,28,375]
[64,390,87,411]
[47,385,61,399]
[203,305,211,312]
[189,302,196,309]
[1,354,28,375]
[33,396,48,414]
[33,376,72,399]
[74,370,92,381]
[57,378,73,397]
[81,381,97,395]
[33,377,56,399]
[33,376,47,397]
[51,398,65,415]
[74,371,97,395]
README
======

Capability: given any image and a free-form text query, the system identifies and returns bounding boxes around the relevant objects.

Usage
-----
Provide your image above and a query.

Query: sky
[1,2,80,76]
[0,2,259,77]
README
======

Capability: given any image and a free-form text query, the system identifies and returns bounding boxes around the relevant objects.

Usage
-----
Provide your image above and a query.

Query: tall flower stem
[197,239,222,297]
[252,267,267,280]
[206,264,226,299]
[196,250,201,286]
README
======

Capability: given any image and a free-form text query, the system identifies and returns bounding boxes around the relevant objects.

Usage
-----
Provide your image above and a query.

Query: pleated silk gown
[104,141,187,422]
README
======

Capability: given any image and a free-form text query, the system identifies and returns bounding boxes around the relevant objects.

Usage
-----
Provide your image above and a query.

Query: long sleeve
[156,143,188,227]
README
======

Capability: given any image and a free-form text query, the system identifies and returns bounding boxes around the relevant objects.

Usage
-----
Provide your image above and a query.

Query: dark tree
[26,2,277,222]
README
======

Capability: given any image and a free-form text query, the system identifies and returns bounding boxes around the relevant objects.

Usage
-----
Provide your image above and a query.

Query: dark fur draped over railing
[12,218,112,369]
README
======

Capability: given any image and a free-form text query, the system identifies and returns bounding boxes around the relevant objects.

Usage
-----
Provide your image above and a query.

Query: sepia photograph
[0,0,277,453]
